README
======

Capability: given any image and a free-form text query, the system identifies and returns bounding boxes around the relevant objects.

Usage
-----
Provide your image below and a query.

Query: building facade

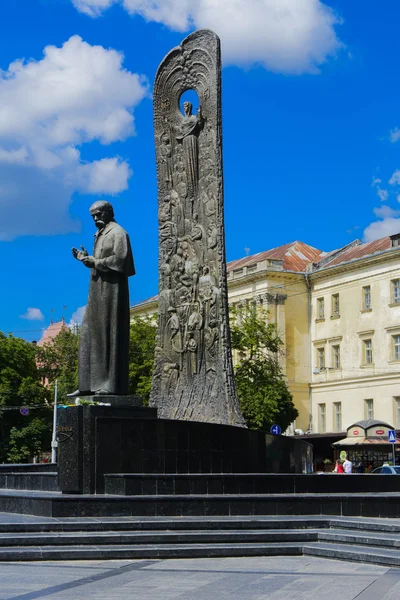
[309,236,400,435]
[131,235,400,435]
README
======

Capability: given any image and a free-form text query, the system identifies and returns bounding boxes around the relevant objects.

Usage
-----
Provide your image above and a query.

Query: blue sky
[2,0,400,341]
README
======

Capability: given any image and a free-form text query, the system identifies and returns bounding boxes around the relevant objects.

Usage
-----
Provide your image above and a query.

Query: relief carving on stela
[150,29,245,427]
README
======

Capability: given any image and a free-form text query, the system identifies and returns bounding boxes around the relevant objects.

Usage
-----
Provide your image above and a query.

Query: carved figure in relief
[160,131,173,188]
[205,320,219,372]
[198,266,215,303]
[167,307,182,359]
[202,190,216,218]
[159,195,177,245]
[161,362,179,396]
[185,331,198,377]
[176,102,204,199]
[170,189,185,237]
[170,246,185,286]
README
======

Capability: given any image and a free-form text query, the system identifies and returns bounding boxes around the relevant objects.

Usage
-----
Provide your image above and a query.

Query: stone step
[0,542,304,562]
[319,529,400,549]
[1,489,400,518]
[0,473,58,492]
[0,528,320,547]
[0,515,331,533]
[330,517,400,534]
[1,526,399,552]
[303,542,400,567]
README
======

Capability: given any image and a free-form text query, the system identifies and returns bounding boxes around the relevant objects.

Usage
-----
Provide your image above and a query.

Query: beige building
[309,235,400,435]
[131,234,400,435]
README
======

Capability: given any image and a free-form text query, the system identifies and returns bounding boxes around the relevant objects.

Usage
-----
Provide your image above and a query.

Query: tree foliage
[129,316,156,404]
[7,418,52,463]
[230,306,298,432]
[36,327,79,400]
[0,333,50,461]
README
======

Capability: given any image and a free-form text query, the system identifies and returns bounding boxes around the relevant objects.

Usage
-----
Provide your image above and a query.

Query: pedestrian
[333,460,344,473]
[356,462,364,473]
[343,457,353,473]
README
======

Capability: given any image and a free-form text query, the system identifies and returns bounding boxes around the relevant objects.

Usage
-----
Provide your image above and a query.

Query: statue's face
[91,208,109,230]
[183,102,192,116]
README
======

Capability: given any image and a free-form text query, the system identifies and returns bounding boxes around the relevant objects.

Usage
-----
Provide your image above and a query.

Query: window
[363,286,371,310]
[332,293,340,317]
[395,397,400,428]
[363,339,373,365]
[317,298,325,320]
[333,402,342,432]
[364,398,374,420]
[317,347,325,370]
[392,279,400,304]
[318,404,326,433]
[332,345,340,369]
[391,233,400,247]
[393,335,400,361]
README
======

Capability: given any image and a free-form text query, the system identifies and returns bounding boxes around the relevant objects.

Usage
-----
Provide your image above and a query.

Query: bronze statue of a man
[69,201,135,396]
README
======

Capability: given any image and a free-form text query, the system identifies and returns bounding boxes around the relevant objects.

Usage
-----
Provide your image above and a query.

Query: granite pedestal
[57,405,313,495]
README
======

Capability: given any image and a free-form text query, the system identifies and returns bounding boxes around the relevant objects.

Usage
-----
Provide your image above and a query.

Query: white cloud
[363,217,400,242]
[72,0,342,74]
[0,36,148,240]
[377,188,389,201]
[390,128,400,143]
[389,170,400,186]
[20,307,44,321]
[69,305,86,326]
[373,206,400,219]
[73,0,118,17]
[371,176,389,201]
[75,157,132,195]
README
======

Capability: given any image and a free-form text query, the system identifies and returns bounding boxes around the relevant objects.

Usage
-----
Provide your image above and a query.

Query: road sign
[20,407,29,416]
[388,430,396,443]
[270,424,281,435]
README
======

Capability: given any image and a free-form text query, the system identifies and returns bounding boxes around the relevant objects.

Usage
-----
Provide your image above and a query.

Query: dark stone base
[57,406,313,494]
[104,473,400,496]
[0,490,400,518]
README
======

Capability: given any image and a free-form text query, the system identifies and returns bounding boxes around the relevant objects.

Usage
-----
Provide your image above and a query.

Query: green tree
[36,327,79,400]
[0,333,50,461]
[129,316,156,404]
[7,417,52,463]
[230,306,298,431]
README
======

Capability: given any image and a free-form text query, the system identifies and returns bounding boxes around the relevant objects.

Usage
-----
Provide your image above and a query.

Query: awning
[333,437,400,446]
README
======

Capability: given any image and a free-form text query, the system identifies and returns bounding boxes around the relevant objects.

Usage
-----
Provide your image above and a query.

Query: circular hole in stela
[179,90,199,115]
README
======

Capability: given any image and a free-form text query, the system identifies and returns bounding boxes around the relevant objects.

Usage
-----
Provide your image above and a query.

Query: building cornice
[311,371,400,389]
[309,246,400,281]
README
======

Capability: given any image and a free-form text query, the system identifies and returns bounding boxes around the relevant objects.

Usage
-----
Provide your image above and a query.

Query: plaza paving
[0,555,399,600]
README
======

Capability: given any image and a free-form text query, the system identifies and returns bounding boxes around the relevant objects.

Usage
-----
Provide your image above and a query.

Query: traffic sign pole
[51,380,58,464]
[388,430,396,465]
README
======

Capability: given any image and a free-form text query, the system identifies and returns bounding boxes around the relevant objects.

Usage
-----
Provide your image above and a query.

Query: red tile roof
[311,237,393,269]
[228,241,324,273]
[130,234,400,309]
[38,319,66,346]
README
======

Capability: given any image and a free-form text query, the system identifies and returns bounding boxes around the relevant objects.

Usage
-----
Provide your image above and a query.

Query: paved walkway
[0,556,399,600]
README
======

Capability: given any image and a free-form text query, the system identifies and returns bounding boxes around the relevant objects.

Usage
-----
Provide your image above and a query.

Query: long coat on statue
[79,221,135,395]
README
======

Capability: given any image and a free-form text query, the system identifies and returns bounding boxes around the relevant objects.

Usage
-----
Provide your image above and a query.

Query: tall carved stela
[150,30,245,427]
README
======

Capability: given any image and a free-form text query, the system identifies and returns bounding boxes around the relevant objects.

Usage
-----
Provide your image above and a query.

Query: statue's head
[90,201,115,230]
[183,101,192,117]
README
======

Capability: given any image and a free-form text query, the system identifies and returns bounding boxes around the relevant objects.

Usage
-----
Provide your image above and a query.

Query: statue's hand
[72,246,89,262]
[82,255,95,269]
